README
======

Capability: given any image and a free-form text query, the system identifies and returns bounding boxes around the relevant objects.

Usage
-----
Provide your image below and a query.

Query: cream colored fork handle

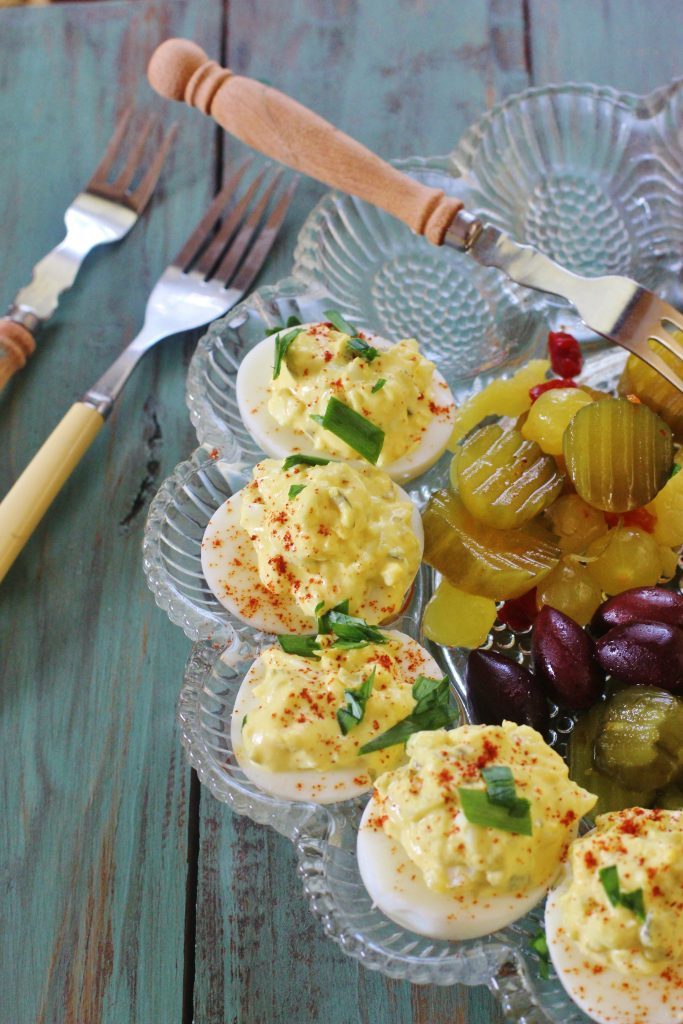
[148,39,463,246]
[0,402,103,583]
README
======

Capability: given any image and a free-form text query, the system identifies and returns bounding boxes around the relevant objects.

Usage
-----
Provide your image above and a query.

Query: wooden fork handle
[0,318,36,388]
[148,39,463,245]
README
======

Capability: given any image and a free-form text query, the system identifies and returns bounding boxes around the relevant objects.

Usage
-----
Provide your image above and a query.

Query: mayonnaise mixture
[559,807,683,976]
[239,458,421,621]
[241,636,420,775]
[368,723,596,896]
[268,323,444,465]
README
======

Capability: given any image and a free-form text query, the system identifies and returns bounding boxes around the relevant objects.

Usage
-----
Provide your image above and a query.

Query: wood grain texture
[0,2,220,1022]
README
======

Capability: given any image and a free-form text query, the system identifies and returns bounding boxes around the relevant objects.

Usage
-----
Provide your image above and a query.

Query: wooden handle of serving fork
[148,39,463,245]
[0,402,104,583]
[0,318,36,388]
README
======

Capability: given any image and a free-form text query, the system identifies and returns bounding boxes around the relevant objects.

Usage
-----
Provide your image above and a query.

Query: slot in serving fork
[0,107,177,388]
[0,160,296,582]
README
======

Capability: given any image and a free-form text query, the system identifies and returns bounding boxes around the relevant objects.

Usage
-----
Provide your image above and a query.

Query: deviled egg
[357,723,596,940]
[545,807,683,1024]
[201,457,423,633]
[231,628,447,803]
[236,316,456,484]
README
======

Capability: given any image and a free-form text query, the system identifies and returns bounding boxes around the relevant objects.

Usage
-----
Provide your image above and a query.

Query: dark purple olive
[532,606,603,709]
[596,622,683,693]
[591,587,683,636]
[466,650,548,732]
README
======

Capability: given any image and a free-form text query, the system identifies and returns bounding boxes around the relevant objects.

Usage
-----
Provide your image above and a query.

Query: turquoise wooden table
[2,2,682,1022]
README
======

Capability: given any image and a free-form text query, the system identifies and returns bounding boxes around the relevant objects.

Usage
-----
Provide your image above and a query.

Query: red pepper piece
[548,331,583,378]
[498,589,539,632]
[604,508,657,533]
[529,378,578,404]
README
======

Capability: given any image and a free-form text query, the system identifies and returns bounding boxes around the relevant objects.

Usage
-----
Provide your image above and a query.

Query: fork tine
[130,121,179,214]
[172,159,253,270]
[227,178,298,294]
[87,104,133,187]
[194,168,268,277]
[111,112,160,193]
[635,344,683,393]
[212,170,284,285]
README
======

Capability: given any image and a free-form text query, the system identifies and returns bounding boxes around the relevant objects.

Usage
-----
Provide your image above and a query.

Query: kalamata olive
[532,606,603,709]
[596,621,683,693]
[466,649,548,732]
[591,586,683,636]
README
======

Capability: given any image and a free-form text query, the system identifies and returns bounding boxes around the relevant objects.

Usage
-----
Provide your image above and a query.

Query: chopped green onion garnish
[277,635,321,659]
[371,378,387,393]
[458,765,532,835]
[481,765,530,818]
[282,454,330,471]
[316,396,384,464]
[310,413,325,425]
[359,675,455,754]
[530,929,551,980]
[327,611,387,648]
[314,600,325,615]
[347,337,380,362]
[599,865,646,921]
[672,463,682,478]
[324,309,356,336]
[337,667,376,736]
[272,326,304,379]
[317,599,349,634]
[265,315,302,336]
[288,484,306,499]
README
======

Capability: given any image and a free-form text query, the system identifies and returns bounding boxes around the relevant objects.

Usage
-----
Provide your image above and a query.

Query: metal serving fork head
[83,159,297,416]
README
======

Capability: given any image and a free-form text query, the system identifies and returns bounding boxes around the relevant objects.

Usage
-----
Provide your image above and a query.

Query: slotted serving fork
[0,160,296,582]
[0,107,177,388]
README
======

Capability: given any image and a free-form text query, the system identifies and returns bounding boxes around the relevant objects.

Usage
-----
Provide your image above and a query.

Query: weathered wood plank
[0,3,222,1022]
[528,0,683,93]
[194,2,529,1021]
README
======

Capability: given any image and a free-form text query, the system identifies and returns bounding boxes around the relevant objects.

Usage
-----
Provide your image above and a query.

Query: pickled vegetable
[594,686,683,789]
[563,397,673,512]
[451,425,563,529]
[422,488,561,600]
[591,586,683,636]
[466,649,548,731]
[532,606,603,709]
[522,387,594,456]
[548,330,582,378]
[596,621,683,692]
[585,526,664,594]
[569,703,656,818]
[422,579,497,648]
[646,458,683,546]
[447,359,550,448]
[544,494,608,555]
[537,558,603,626]
[619,342,683,439]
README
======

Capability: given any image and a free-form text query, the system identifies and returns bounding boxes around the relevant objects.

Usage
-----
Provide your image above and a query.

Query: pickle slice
[563,397,673,512]
[569,703,656,818]
[594,686,683,790]
[619,341,683,440]
[452,425,563,529]
[422,488,561,600]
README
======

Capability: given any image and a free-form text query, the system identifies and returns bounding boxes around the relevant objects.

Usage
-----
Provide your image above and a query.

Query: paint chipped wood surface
[1,2,682,1023]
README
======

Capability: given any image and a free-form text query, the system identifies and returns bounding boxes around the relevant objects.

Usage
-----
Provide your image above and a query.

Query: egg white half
[357,794,548,941]
[230,630,444,804]
[545,868,683,1024]
[236,326,456,485]
[201,486,424,634]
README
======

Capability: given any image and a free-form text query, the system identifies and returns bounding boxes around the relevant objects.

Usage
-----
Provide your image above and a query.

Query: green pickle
[619,340,683,440]
[594,686,683,790]
[422,488,561,600]
[563,397,673,512]
[451,424,563,529]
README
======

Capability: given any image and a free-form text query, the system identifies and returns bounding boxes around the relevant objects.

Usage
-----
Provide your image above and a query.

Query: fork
[0,160,296,583]
[0,107,177,388]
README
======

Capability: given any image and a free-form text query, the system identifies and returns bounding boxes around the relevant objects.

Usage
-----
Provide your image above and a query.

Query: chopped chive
[310,413,325,425]
[277,635,321,659]
[347,337,380,362]
[337,667,376,736]
[481,765,530,818]
[316,396,384,464]
[318,599,349,634]
[324,309,356,336]
[530,929,551,980]
[265,315,302,336]
[458,788,533,835]
[672,463,682,478]
[282,454,330,471]
[327,611,387,648]
[288,484,306,499]
[272,326,305,379]
[599,865,646,921]
[359,675,455,754]
[371,378,387,393]
[314,600,325,615]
